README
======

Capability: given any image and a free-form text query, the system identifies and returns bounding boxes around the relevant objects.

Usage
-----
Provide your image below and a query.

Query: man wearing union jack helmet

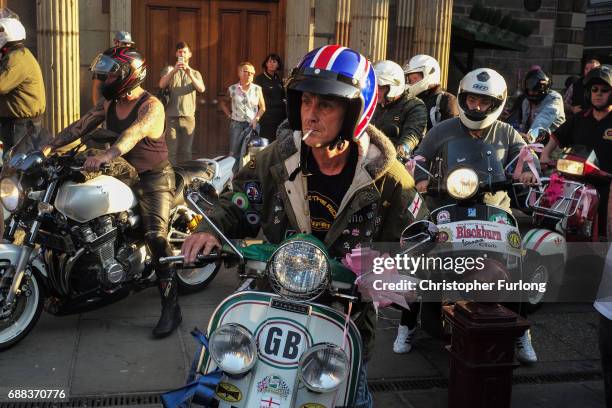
[182,45,429,407]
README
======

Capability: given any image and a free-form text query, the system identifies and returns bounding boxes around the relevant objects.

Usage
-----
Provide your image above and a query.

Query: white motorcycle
[0,129,234,350]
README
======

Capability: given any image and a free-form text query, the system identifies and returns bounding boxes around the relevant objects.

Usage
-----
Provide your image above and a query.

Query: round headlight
[209,324,257,375]
[0,177,23,212]
[270,240,330,300]
[298,344,349,393]
[446,167,478,199]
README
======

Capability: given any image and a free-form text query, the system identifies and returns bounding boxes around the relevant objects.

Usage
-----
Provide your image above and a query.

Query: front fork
[3,180,57,307]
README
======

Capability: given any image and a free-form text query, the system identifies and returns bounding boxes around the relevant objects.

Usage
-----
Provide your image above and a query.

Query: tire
[0,270,45,351]
[522,254,561,314]
[175,250,221,293]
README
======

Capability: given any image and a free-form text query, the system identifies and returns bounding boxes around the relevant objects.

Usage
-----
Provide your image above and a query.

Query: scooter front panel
[204,291,362,408]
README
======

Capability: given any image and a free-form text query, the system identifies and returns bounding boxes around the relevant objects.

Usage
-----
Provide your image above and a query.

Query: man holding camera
[158,41,205,165]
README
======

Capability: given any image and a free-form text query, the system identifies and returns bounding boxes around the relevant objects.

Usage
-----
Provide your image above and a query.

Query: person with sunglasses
[540,65,612,237]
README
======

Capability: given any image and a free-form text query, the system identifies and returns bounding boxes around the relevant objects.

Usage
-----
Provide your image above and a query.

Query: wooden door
[207,0,283,156]
[133,0,285,158]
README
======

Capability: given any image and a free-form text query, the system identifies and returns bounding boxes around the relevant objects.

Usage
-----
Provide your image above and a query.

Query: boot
[153,277,182,338]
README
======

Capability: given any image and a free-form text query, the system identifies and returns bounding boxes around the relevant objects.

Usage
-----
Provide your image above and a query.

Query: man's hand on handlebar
[416,180,428,193]
[84,150,113,172]
[181,232,222,264]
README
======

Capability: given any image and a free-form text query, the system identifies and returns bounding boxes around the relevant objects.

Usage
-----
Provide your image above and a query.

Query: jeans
[354,362,373,408]
[600,313,612,408]
[166,116,196,165]
[229,120,250,158]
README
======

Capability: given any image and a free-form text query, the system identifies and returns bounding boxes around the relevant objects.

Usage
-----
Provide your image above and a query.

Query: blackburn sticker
[436,210,451,224]
[231,192,249,210]
[507,231,522,249]
[256,375,291,399]
[245,181,262,203]
[216,382,242,402]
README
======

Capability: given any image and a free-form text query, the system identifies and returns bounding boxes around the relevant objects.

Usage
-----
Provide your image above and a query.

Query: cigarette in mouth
[302,130,313,141]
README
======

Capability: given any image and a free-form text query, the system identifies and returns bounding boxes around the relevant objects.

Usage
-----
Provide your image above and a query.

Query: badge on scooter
[436,210,451,224]
[467,208,477,217]
[216,382,242,402]
[507,231,522,249]
[489,213,510,225]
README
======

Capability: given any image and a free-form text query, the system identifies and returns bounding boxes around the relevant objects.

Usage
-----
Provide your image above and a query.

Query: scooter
[161,188,365,408]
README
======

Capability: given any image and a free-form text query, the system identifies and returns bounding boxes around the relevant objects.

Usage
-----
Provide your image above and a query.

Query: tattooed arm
[83,97,164,172]
[50,99,107,148]
[106,97,165,159]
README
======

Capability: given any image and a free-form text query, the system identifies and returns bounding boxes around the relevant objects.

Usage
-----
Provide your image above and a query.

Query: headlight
[446,167,478,199]
[298,344,349,393]
[209,324,257,375]
[557,159,584,176]
[0,177,23,212]
[269,239,330,300]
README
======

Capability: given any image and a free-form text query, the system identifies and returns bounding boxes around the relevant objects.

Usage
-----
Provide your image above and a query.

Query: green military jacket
[196,121,429,358]
[0,45,46,118]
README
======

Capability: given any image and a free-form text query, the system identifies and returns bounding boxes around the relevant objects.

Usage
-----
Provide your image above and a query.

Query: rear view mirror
[400,220,439,255]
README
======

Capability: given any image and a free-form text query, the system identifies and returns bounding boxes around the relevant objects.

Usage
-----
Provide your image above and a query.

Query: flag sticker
[407,193,422,217]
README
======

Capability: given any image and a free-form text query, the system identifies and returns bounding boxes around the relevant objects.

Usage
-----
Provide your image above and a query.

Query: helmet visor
[287,67,361,99]
[89,54,120,76]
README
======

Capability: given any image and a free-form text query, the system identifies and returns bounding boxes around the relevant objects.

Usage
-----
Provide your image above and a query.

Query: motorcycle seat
[173,161,215,206]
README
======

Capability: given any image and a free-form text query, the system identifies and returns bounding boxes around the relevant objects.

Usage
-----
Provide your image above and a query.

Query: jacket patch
[231,192,250,210]
[604,128,612,141]
[246,211,261,225]
[244,181,262,203]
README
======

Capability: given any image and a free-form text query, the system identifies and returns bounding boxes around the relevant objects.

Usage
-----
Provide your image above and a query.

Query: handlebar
[159,252,226,265]
[69,163,111,172]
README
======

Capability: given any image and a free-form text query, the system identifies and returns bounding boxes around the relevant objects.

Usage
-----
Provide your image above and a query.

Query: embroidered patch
[244,181,262,203]
[246,211,261,225]
[407,193,423,217]
[231,192,249,210]
[604,128,612,141]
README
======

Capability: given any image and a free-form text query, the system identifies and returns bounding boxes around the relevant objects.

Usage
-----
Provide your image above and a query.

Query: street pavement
[0,263,606,408]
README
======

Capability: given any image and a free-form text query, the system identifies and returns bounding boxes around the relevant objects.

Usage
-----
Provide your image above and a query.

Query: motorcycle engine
[71,216,127,289]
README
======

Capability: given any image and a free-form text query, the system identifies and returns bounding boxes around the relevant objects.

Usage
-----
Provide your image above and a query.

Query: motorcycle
[0,129,233,350]
[160,187,421,408]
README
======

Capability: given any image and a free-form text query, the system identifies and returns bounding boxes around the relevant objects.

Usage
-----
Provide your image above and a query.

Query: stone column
[286,0,315,70]
[393,0,415,65]
[37,0,80,133]
[0,1,7,9]
[411,0,453,88]
[335,0,351,46]
[349,0,389,61]
[110,0,131,45]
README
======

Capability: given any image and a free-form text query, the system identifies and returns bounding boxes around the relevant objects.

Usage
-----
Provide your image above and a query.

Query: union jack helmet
[286,45,378,141]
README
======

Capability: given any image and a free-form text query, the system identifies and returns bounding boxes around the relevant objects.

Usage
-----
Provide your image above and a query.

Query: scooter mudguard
[202,291,363,408]
[522,228,567,263]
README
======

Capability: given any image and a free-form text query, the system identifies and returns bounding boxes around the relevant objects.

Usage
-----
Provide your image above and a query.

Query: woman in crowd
[254,53,286,141]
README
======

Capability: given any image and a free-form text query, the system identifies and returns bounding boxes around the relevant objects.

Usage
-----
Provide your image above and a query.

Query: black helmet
[584,65,612,108]
[89,46,147,100]
[524,69,551,103]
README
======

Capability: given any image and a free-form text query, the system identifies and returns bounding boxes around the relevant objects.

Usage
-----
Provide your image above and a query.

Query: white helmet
[403,54,441,97]
[457,68,507,130]
[374,60,406,100]
[0,18,26,48]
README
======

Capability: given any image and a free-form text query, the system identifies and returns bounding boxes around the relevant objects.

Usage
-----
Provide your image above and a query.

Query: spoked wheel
[0,271,44,351]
